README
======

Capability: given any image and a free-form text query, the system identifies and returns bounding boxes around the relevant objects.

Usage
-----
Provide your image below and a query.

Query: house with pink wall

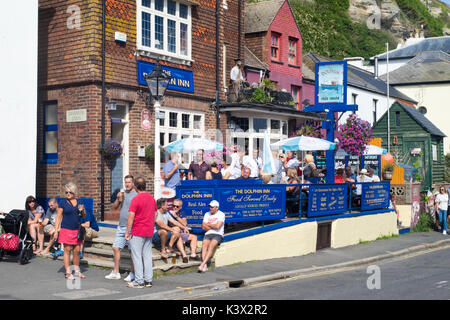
[244,0,306,110]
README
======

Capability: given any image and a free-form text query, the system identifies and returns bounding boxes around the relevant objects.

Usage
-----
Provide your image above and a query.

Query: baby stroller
[0,210,34,264]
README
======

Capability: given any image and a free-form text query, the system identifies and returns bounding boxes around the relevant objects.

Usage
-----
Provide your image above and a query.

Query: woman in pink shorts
[54,182,86,280]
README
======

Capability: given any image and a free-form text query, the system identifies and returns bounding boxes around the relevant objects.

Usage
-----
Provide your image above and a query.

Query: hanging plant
[99,139,123,158]
[204,144,235,169]
[337,114,372,156]
[291,121,322,138]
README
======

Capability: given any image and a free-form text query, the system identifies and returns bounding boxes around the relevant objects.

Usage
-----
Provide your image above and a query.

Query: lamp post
[144,60,171,199]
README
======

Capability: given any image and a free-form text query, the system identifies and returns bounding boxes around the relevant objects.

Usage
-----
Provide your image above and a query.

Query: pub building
[36,0,322,221]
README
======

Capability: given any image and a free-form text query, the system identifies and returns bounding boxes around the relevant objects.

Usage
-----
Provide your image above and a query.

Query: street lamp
[144,60,171,199]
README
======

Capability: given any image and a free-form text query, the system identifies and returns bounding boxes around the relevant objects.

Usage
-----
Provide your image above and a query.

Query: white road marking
[53,288,121,300]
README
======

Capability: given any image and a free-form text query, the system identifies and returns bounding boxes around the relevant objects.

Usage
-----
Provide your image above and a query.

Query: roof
[302,62,315,81]
[244,0,285,34]
[399,102,446,137]
[379,51,450,85]
[303,52,417,103]
[244,46,269,71]
[372,36,450,61]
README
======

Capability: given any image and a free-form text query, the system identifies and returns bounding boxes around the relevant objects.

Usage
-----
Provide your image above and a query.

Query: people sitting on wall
[206,161,223,180]
[163,152,181,189]
[152,198,191,263]
[199,200,225,273]
[367,168,380,182]
[168,199,199,260]
[353,169,371,207]
[237,167,252,180]
[188,149,210,180]
[41,198,59,255]
[301,154,318,179]
[25,195,45,254]
[243,149,263,179]
[389,194,402,228]
[335,168,345,183]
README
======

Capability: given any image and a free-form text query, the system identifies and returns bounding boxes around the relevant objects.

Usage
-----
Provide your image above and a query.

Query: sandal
[74,271,86,279]
[65,273,75,280]
[160,251,169,259]
[165,247,175,254]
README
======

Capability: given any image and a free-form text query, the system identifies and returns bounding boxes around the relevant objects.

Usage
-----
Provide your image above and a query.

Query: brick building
[37,0,244,220]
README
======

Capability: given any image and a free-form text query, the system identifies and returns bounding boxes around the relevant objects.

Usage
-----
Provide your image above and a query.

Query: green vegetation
[412,213,435,232]
[396,0,445,37]
[445,153,450,182]
[289,0,398,60]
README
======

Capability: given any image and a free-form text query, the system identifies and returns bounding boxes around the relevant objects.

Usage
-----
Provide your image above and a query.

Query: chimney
[374,56,378,79]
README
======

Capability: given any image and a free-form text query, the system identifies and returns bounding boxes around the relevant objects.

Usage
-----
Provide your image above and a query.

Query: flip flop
[65,273,75,280]
[74,271,86,279]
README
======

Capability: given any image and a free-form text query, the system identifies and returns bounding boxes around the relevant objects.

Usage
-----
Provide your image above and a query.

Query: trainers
[127,281,144,289]
[124,273,135,282]
[443,230,447,235]
[105,272,121,280]
[144,281,153,288]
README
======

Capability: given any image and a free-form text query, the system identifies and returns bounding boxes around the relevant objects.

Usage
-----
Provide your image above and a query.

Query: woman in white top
[228,148,244,179]
[435,186,449,235]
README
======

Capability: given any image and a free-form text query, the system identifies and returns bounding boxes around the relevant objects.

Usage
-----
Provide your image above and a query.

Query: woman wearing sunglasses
[435,186,449,235]
[54,182,87,280]
[25,196,45,253]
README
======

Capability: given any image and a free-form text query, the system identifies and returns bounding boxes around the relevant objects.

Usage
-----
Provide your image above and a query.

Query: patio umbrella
[270,135,336,151]
[262,131,277,175]
[362,144,387,155]
[163,137,224,153]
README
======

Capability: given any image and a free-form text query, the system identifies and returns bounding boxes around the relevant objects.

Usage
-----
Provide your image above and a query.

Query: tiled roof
[303,52,417,103]
[373,36,450,60]
[244,0,285,34]
[379,51,450,84]
[244,46,269,71]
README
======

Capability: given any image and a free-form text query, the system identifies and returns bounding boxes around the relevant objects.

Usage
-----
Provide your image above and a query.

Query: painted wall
[393,83,450,154]
[0,1,38,212]
[331,212,398,248]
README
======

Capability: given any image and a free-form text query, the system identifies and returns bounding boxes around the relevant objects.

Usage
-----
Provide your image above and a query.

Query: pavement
[1,231,449,300]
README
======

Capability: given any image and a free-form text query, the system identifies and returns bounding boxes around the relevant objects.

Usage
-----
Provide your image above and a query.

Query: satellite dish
[418,106,427,114]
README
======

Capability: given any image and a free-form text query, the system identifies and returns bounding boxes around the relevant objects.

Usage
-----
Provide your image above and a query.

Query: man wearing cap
[230,58,245,102]
[198,200,225,273]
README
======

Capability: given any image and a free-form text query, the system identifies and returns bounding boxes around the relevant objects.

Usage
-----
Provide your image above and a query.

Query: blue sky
[440,0,450,6]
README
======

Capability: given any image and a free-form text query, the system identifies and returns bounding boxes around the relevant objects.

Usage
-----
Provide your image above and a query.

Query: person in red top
[125,177,156,289]
[335,168,345,183]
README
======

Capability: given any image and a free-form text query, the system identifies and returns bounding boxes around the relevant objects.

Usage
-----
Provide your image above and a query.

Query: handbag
[0,233,20,251]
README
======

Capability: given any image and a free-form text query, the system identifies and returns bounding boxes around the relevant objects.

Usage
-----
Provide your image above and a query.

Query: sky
[440,0,450,6]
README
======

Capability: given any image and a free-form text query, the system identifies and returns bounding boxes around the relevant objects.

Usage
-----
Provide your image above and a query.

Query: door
[403,139,430,189]
[110,104,129,202]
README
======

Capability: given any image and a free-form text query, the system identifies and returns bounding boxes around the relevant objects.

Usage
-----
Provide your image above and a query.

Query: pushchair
[0,210,34,264]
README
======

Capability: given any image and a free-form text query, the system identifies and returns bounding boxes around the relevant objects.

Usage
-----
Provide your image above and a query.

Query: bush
[412,213,435,233]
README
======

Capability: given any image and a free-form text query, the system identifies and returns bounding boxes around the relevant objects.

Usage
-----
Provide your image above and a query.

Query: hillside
[283,0,450,60]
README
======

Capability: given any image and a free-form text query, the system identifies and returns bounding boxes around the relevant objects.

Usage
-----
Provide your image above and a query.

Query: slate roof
[381,102,446,137]
[244,46,269,71]
[303,52,417,104]
[244,0,285,34]
[373,36,450,61]
[379,51,450,85]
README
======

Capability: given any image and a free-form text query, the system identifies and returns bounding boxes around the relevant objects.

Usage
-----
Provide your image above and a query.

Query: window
[44,102,58,163]
[169,112,177,127]
[291,85,301,110]
[137,0,191,60]
[373,99,378,124]
[182,114,190,128]
[270,32,280,61]
[432,144,438,161]
[288,38,298,65]
[253,118,267,133]
[395,111,400,127]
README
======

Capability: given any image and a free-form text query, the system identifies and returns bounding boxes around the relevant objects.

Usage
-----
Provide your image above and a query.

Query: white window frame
[136,0,192,62]
[159,107,204,164]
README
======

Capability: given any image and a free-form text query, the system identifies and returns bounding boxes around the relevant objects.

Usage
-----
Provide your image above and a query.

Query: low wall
[213,211,398,267]
[214,221,317,267]
[331,212,398,248]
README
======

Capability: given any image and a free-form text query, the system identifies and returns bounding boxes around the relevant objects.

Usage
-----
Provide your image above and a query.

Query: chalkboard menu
[360,182,390,211]
[363,155,380,176]
[176,182,286,233]
[307,184,348,217]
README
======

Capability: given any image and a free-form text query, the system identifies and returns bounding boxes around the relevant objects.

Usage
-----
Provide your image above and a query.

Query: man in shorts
[153,198,190,263]
[105,175,138,281]
[41,198,59,255]
[169,199,199,260]
[198,200,225,273]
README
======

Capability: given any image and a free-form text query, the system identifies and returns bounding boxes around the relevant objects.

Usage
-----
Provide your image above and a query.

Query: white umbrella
[163,137,224,153]
[270,135,336,151]
[362,144,387,155]
[262,131,277,175]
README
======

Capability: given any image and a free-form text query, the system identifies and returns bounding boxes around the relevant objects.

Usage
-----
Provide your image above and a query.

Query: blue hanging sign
[315,61,347,106]
[307,184,347,217]
[137,60,194,94]
[360,182,390,211]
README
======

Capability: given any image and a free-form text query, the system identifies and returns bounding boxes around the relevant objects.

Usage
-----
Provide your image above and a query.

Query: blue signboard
[307,184,347,217]
[137,60,194,94]
[360,182,390,211]
[176,181,285,233]
[315,61,347,106]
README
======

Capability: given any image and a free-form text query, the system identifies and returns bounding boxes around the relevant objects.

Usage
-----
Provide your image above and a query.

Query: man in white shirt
[243,149,263,178]
[367,168,380,182]
[228,148,245,179]
[230,58,245,102]
[356,169,372,195]
[198,200,225,273]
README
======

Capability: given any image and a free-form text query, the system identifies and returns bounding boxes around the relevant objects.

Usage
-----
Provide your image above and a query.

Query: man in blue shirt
[163,152,181,189]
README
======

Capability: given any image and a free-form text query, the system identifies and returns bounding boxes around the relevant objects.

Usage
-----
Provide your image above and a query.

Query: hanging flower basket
[291,121,322,138]
[99,139,123,159]
[337,114,372,156]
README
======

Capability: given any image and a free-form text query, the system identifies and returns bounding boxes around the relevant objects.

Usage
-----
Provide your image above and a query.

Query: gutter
[100,0,106,221]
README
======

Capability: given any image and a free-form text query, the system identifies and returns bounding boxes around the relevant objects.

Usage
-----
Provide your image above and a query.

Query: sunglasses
[65,191,74,195]
[173,205,181,208]
[27,199,36,203]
